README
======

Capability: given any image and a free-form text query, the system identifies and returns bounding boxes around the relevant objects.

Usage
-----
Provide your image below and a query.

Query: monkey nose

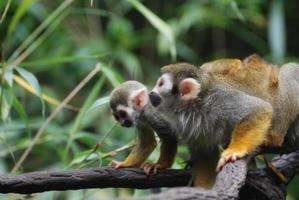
[149,91,162,107]
[122,120,133,127]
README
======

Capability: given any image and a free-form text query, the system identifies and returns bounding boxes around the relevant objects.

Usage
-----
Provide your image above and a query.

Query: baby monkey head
[150,63,202,107]
[110,81,149,127]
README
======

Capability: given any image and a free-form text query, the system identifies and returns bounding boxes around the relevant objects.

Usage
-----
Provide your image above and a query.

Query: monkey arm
[210,87,274,171]
[217,108,273,171]
[157,137,178,167]
[112,123,156,168]
[143,136,178,175]
[140,104,178,174]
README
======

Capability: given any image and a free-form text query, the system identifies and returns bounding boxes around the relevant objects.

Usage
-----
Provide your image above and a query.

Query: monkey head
[110,81,149,127]
[150,63,203,107]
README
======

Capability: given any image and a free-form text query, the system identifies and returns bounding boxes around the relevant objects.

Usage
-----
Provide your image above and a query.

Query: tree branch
[0,167,190,194]
[0,150,298,200]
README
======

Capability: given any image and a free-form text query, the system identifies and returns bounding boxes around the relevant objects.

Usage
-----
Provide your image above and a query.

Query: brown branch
[124,150,299,200]
[0,168,190,194]
[0,150,298,200]
[124,160,248,200]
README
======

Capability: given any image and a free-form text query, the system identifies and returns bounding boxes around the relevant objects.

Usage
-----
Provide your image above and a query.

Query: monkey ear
[179,78,201,101]
[130,88,149,109]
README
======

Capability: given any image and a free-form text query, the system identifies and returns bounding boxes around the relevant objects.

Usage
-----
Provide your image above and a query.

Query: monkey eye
[158,79,164,87]
[118,110,127,118]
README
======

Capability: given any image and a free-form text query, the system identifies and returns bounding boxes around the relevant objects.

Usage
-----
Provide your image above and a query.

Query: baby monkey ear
[179,78,201,101]
[130,88,149,109]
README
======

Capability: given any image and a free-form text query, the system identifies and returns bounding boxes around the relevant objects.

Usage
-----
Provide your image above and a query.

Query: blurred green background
[0,0,299,199]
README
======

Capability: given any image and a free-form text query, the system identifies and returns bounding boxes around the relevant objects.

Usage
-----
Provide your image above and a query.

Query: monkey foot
[143,163,167,175]
[216,151,245,172]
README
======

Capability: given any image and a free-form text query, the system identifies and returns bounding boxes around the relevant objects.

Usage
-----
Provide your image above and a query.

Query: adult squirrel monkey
[109,81,177,175]
[149,55,299,188]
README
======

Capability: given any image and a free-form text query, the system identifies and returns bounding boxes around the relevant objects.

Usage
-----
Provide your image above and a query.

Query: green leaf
[8,0,74,62]
[12,96,29,132]
[20,54,105,67]
[15,67,45,115]
[0,0,12,24]
[15,67,41,95]
[87,96,110,113]
[0,94,10,121]
[4,68,13,87]
[101,64,123,87]
[230,1,245,21]
[126,0,177,61]
[7,0,37,34]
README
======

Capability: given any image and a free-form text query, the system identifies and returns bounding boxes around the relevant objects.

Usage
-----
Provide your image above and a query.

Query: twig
[11,64,101,173]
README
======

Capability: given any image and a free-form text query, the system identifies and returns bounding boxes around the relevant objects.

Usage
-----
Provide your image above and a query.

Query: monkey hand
[143,162,169,175]
[216,149,247,172]
[111,160,136,168]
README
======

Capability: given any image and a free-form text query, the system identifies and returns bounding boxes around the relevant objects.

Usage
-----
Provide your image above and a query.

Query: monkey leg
[191,156,218,189]
[143,137,177,175]
[112,124,157,168]
[217,111,272,171]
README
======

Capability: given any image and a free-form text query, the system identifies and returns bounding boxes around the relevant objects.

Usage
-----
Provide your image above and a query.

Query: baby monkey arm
[141,104,178,174]
[111,123,156,168]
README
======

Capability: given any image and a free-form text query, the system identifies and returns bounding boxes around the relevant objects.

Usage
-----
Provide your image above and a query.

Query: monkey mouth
[149,91,162,107]
[121,120,133,127]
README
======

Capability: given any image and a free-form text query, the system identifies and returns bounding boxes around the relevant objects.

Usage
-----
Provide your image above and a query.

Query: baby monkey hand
[111,160,136,168]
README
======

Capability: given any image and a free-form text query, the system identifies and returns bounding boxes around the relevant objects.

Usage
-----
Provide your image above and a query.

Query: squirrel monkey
[109,81,177,175]
[149,59,278,188]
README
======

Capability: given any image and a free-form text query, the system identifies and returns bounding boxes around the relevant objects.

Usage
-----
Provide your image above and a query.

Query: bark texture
[0,149,298,200]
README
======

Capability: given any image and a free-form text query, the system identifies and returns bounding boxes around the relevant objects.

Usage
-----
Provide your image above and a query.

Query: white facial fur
[152,73,173,96]
[116,104,137,126]
[116,105,134,117]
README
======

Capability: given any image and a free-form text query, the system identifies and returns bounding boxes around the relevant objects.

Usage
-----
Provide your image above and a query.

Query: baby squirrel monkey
[149,55,299,188]
[109,81,177,175]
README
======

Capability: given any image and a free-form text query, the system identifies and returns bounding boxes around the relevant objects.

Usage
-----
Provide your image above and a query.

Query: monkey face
[109,81,150,128]
[111,105,135,127]
[151,72,201,107]
[150,73,174,107]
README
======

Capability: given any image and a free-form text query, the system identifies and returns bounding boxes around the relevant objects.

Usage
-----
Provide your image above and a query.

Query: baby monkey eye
[118,110,127,118]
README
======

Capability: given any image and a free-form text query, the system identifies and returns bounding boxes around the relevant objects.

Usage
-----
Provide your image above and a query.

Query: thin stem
[11,64,101,173]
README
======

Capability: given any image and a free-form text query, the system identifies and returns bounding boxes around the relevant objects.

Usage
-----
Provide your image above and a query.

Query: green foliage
[1,0,299,199]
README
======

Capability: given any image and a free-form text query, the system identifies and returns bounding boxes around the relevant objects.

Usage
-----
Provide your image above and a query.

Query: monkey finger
[111,160,126,168]
[143,164,153,175]
[231,154,238,162]
[153,165,159,174]
[146,166,153,175]
[111,160,120,168]
[216,158,225,172]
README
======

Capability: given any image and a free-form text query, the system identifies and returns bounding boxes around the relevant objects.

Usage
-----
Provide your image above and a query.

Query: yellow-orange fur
[221,111,272,160]
[202,54,297,147]
[114,125,157,168]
